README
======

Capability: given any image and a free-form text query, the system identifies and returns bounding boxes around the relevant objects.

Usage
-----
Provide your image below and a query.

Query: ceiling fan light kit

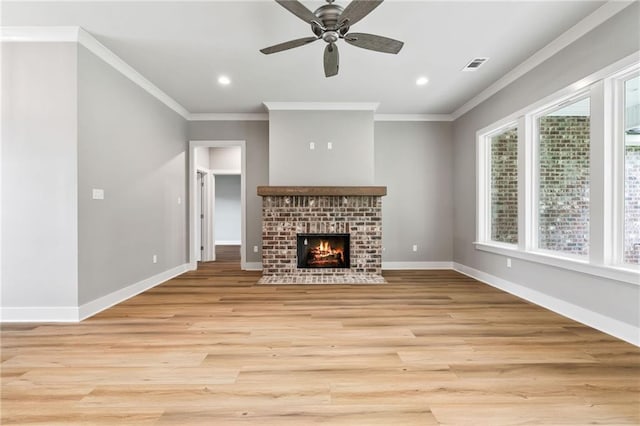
[260,0,404,77]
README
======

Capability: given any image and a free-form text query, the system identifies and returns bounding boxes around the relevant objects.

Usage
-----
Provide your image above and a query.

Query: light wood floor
[2,246,639,425]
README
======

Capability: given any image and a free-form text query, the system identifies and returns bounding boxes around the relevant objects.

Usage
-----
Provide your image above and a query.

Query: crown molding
[0,26,79,42]
[263,102,379,111]
[188,113,454,122]
[77,28,189,118]
[2,26,190,119]
[450,0,635,121]
[188,113,268,121]
[374,114,453,122]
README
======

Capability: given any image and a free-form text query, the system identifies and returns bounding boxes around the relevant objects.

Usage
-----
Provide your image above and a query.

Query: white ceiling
[3,0,608,115]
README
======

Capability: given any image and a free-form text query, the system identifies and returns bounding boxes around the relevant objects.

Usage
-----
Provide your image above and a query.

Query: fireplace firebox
[297,234,350,269]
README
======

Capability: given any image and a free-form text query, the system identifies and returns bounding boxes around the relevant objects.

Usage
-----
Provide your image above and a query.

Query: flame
[314,240,343,258]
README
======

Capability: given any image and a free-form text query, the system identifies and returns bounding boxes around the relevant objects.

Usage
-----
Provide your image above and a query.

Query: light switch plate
[309,142,315,150]
[92,189,104,200]
[327,142,333,150]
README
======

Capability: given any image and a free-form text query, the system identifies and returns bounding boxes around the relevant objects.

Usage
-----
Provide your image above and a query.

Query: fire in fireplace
[297,234,350,269]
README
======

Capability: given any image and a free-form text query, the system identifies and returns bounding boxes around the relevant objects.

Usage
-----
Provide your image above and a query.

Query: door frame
[188,140,246,270]
[196,168,215,262]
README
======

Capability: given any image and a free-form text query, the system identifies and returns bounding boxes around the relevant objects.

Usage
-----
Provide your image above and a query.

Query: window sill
[473,242,640,286]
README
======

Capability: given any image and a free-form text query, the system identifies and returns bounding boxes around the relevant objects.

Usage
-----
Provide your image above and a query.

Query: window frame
[613,69,640,269]
[531,91,592,260]
[477,121,520,248]
[475,53,640,286]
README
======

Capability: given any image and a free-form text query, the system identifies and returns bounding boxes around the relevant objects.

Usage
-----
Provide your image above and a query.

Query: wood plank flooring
[2,246,639,425]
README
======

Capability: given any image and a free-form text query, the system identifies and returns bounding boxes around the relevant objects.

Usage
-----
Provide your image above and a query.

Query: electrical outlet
[507,258,512,268]
[412,244,418,252]
[327,142,333,150]
[153,255,158,264]
[177,196,182,205]
[253,245,258,253]
[309,142,315,150]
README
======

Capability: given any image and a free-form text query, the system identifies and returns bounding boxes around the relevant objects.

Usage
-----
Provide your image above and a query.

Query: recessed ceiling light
[416,77,429,86]
[218,75,231,86]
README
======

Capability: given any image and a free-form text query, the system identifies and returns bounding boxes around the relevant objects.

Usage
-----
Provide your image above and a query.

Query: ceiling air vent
[462,57,489,72]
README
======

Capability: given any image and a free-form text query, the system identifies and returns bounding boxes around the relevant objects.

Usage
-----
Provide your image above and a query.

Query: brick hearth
[257,186,387,284]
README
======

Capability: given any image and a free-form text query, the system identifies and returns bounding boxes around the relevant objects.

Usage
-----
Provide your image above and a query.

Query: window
[536,97,590,256]
[623,74,640,265]
[475,57,639,285]
[490,126,518,244]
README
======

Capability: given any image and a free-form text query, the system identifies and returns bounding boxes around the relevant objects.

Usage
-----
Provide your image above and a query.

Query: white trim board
[263,102,379,111]
[189,113,268,121]
[1,26,190,119]
[211,169,241,175]
[216,240,241,245]
[1,263,189,322]
[382,261,454,270]
[79,263,189,320]
[374,114,453,122]
[77,28,189,118]
[189,113,454,122]
[453,262,640,347]
[1,306,79,323]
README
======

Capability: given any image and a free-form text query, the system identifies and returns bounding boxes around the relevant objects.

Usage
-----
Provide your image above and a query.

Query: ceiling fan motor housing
[262,0,403,77]
[314,3,345,36]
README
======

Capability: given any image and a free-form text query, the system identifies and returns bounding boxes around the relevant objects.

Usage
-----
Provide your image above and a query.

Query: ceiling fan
[260,0,404,77]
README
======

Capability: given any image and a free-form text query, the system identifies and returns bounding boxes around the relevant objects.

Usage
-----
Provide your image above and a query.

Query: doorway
[188,140,247,270]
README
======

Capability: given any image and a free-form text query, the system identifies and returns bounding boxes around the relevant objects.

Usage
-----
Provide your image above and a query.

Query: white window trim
[531,89,592,260]
[474,242,639,285]
[475,51,640,287]
[612,68,640,268]
[476,122,519,246]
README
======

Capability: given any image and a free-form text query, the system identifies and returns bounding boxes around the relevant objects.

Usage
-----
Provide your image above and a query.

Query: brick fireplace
[257,186,387,284]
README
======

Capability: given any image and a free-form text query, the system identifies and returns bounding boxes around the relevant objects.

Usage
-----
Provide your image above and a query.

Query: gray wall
[1,42,79,309]
[195,147,210,170]
[77,46,188,304]
[375,121,453,262]
[188,121,269,263]
[210,146,241,171]
[215,175,241,243]
[268,110,374,185]
[452,4,640,327]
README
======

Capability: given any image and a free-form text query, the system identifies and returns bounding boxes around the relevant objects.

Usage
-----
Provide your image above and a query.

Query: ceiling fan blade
[338,0,383,28]
[344,32,403,54]
[260,36,318,54]
[275,0,318,24]
[324,43,339,77]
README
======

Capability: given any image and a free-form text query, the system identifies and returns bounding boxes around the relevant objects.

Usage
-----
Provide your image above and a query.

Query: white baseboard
[216,240,241,245]
[383,261,454,270]
[1,264,190,323]
[1,306,80,322]
[453,262,640,347]
[244,262,263,271]
[78,263,190,320]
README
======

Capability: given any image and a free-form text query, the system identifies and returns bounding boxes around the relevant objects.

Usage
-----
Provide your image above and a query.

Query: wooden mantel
[257,186,387,197]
